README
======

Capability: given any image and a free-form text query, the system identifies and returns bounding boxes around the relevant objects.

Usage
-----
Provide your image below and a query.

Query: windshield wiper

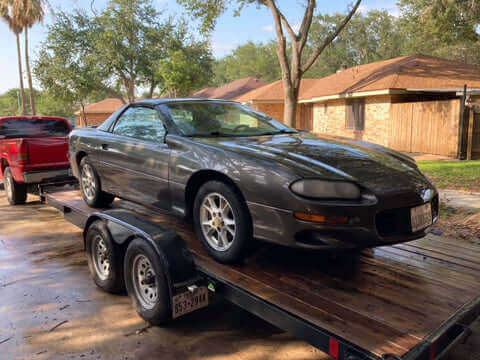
[257,129,298,136]
[185,131,236,137]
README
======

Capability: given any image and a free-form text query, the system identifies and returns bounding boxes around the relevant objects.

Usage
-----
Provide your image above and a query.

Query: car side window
[112,107,166,142]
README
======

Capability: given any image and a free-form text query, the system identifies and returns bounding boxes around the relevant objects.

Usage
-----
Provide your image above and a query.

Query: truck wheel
[193,180,252,264]
[124,239,171,325]
[4,167,27,205]
[79,157,114,208]
[85,220,124,293]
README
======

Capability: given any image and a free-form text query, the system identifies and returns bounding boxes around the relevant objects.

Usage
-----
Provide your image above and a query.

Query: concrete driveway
[0,190,478,360]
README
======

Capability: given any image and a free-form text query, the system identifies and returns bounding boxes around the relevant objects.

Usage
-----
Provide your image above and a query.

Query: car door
[99,106,171,209]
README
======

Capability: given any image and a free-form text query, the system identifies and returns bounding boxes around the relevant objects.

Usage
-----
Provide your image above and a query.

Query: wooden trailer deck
[46,190,480,360]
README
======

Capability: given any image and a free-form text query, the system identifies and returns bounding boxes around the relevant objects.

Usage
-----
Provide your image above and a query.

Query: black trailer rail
[44,189,480,360]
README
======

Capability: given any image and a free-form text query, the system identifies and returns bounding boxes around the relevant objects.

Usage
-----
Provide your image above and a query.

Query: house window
[346,99,365,131]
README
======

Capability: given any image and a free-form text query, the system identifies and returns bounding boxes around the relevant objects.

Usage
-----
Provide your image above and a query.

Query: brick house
[75,98,127,127]
[193,77,267,100]
[237,55,480,159]
[75,77,268,128]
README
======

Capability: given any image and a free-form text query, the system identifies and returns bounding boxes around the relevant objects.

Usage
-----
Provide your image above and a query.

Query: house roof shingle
[193,77,268,100]
[238,55,480,103]
[82,98,126,114]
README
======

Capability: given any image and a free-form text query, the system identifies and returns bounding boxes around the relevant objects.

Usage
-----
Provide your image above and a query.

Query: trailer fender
[83,209,197,296]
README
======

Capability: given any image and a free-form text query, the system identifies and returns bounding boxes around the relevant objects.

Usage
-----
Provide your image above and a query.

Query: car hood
[195,132,434,196]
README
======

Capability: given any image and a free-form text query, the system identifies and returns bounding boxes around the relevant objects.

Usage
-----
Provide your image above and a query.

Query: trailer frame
[43,189,480,360]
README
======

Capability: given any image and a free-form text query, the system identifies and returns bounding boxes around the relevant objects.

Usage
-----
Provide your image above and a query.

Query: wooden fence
[388,99,460,157]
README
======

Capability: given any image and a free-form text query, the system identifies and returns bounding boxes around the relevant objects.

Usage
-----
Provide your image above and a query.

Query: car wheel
[193,180,252,264]
[85,220,124,293]
[79,157,115,208]
[3,167,27,205]
[124,239,171,325]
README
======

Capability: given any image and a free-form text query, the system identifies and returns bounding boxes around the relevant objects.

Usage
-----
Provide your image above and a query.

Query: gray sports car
[69,99,438,263]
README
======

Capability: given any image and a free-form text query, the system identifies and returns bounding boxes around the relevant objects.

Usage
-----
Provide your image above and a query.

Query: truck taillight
[16,140,29,165]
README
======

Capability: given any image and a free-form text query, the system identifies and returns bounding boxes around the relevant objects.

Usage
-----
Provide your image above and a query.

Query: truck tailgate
[26,137,69,168]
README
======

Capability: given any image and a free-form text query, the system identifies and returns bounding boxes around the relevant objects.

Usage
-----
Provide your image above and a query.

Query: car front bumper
[247,193,439,251]
[23,168,74,184]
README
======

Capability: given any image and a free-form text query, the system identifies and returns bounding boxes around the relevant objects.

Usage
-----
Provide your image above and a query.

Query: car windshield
[165,102,297,137]
[0,119,70,139]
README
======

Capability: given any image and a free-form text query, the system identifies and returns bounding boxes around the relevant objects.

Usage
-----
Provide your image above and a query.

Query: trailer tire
[85,220,125,293]
[124,239,171,325]
[4,167,27,205]
[79,157,115,208]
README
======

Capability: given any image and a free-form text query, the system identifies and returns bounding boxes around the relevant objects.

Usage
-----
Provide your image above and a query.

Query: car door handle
[101,143,109,150]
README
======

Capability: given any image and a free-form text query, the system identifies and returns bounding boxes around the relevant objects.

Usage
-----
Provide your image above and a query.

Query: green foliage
[306,10,404,77]
[176,0,258,34]
[35,0,213,107]
[213,41,281,85]
[157,43,213,97]
[397,0,480,64]
[417,160,480,191]
[0,88,75,118]
[211,10,403,84]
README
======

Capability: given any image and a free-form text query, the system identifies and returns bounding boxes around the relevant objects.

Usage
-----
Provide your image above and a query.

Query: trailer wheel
[79,157,115,208]
[85,220,124,293]
[4,167,27,205]
[124,239,171,325]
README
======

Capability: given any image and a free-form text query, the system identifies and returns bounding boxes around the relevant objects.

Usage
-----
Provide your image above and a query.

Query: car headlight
[290,179,361,200]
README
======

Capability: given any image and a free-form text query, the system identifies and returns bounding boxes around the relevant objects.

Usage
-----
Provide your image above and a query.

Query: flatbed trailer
[45,189,480,360]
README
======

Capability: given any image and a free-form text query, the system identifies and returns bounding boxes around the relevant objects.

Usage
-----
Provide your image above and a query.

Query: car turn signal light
[294,212,349,224]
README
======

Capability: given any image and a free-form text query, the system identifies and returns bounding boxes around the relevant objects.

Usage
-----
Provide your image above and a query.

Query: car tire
[79,157,115,208]
[193,180,252,264]
[124,239,171,325]
[4,167,27,205]
[85,220,125,293]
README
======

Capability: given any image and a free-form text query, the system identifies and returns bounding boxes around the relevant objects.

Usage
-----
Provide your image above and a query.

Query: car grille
[376,195,439,237]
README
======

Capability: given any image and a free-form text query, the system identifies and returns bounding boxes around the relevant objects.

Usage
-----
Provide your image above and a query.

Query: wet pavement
[0,189,479,360]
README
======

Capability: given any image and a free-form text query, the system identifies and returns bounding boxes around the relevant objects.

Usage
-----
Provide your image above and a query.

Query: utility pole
[16,90,20,112]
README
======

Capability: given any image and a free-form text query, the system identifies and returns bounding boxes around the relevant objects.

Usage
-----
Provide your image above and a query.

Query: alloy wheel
[81,164,96,201]
[200,192,236,252]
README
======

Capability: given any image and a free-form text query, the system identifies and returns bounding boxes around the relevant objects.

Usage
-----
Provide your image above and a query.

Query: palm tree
[0,0,26,115]
[15,0,45,115]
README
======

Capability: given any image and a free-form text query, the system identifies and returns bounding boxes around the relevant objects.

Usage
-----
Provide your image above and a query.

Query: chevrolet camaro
[68,99,438,263]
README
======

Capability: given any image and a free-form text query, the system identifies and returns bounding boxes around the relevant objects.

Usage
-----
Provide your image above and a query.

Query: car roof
[132,98,239,107]
[0,116,68,121]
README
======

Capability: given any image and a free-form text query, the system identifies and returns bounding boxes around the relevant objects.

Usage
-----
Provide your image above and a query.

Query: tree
[34,10,111,126]
[213,40,281,85]
[156,41,213,97]
[0,0,26,115]
[0,88,76,118]
[397,0,480,64]
[306,10,404,77]
[178,0,361,127]
[36,0,214,108]
[16,0,46,115]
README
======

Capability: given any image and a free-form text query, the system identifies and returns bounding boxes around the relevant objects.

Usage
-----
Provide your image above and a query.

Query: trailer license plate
[410,202,432,233]
[172,287,208,319]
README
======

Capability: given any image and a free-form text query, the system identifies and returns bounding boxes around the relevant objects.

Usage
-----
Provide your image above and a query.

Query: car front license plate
[172,286,208,319]
[410,202,432,233]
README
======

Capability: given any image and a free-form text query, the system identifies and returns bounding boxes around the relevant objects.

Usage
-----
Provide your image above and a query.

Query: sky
[0,0,398,94]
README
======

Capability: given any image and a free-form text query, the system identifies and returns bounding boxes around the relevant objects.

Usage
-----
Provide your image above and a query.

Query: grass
[417,160,480,192]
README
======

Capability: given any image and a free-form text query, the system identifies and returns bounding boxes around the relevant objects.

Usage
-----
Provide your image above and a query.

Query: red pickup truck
[0,116,73,205]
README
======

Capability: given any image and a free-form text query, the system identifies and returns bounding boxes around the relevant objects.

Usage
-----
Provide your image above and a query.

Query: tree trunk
[25,27,36,115]
[283,81,298,128]
[80,102,87,127]
[15,32,26,115]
